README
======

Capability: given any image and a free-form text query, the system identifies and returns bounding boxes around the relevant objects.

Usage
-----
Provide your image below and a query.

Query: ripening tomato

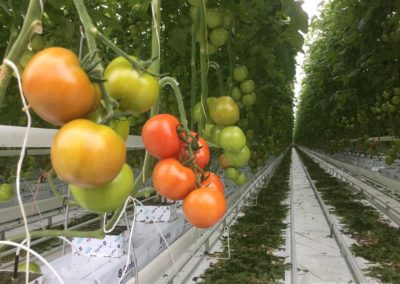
[142,114,180,159]
[104,56,159,114]
[201,172,224,195]
[51,119,126,188]
[22,47,97,125]
[183,187,227,228]
[176,132,210,169]
[70,164,133,213]
[153,158,196,200]
[209,96,240,126]
[218,154,231,169]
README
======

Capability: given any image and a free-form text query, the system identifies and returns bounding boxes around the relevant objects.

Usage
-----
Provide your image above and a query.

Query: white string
[118,197,137,283]
[4,58,32,284]
[0,240,64,283]
[132,198,176,266]
[103,196,131,234]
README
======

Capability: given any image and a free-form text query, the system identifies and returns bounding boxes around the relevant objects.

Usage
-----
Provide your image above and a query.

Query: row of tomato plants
[0,0,306,244]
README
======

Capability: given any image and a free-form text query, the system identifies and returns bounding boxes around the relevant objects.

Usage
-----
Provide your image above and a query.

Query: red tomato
[201,172,224,195]
[176,131,210,169]
[142,114,180,159]
[183,187,227,228]
[153,158,196,200]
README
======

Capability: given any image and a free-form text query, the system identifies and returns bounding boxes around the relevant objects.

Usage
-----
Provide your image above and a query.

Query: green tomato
[192,101,206,124]
[18,262,41,273]
[201,123,215,140]
[190,6,198,21]
[70,164,134,213]
[209,96,240,126]
[206,8,223,29]
[233,65,248,82]
[225,167,239,181]
[224,146,250,167]
[222,10,233,28]
[207,97,218,108]
[0,183,14,203]
[240,79,255,93]
[109,117,130,141]
[207,42,218,55]
[31,35,45,52]
[210,125,224,146]
[246,129,254,140]
[209,28,228,47]
[230,86,242,101]
[241,92,256,106]
[219,126,247,152]
[104,56,159,114]
[391,96,400,105]
[235,173,247,186]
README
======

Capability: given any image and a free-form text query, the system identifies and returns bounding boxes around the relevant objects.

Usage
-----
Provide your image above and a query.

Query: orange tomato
[201,172,224,195]
[153,158,196,200]
[22,47,97,125]
[51,119,126,188]
[183,187,227,228]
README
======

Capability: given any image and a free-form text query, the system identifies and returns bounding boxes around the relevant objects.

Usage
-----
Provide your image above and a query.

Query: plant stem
[142,0,162,183]
[209,61,224,97]
[198,0,209,133]
[9,229,105,244]
[190,7,200,130]
[0,0,45,108]
[47,170,78,207]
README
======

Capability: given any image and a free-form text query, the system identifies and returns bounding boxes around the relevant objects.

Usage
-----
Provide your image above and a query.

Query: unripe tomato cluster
[189,1,232,55]
[192,95,250,185]
[142,114,227,228]
[231,65,257,108]
[20,47,166,213]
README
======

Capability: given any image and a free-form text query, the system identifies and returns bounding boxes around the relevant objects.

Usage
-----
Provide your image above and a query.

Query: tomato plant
[104,56,159,114]
[142,114,181,159]
[153,158,196,200]
[209,96,240,126]
[51,119,126,188]
[201,172,224,195]
[70,163,133,213]
[22,47,97,126]
[183,187,226,228]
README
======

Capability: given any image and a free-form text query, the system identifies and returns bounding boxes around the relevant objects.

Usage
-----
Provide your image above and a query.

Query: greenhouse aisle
[290,149,353,283]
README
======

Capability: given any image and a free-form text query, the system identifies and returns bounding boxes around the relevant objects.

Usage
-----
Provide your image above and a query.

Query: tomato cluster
[142,114,226,228]
[231,65,257,107]
[19,48,167,213]
[189,2,232,55]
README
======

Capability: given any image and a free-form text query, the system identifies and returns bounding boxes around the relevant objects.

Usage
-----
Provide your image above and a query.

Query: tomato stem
[198,0,209,134]
[190,6,200,130]
[209,61,225,97]
[0,1,44,108]
[142,0,162,184]
[47,170,78,207]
